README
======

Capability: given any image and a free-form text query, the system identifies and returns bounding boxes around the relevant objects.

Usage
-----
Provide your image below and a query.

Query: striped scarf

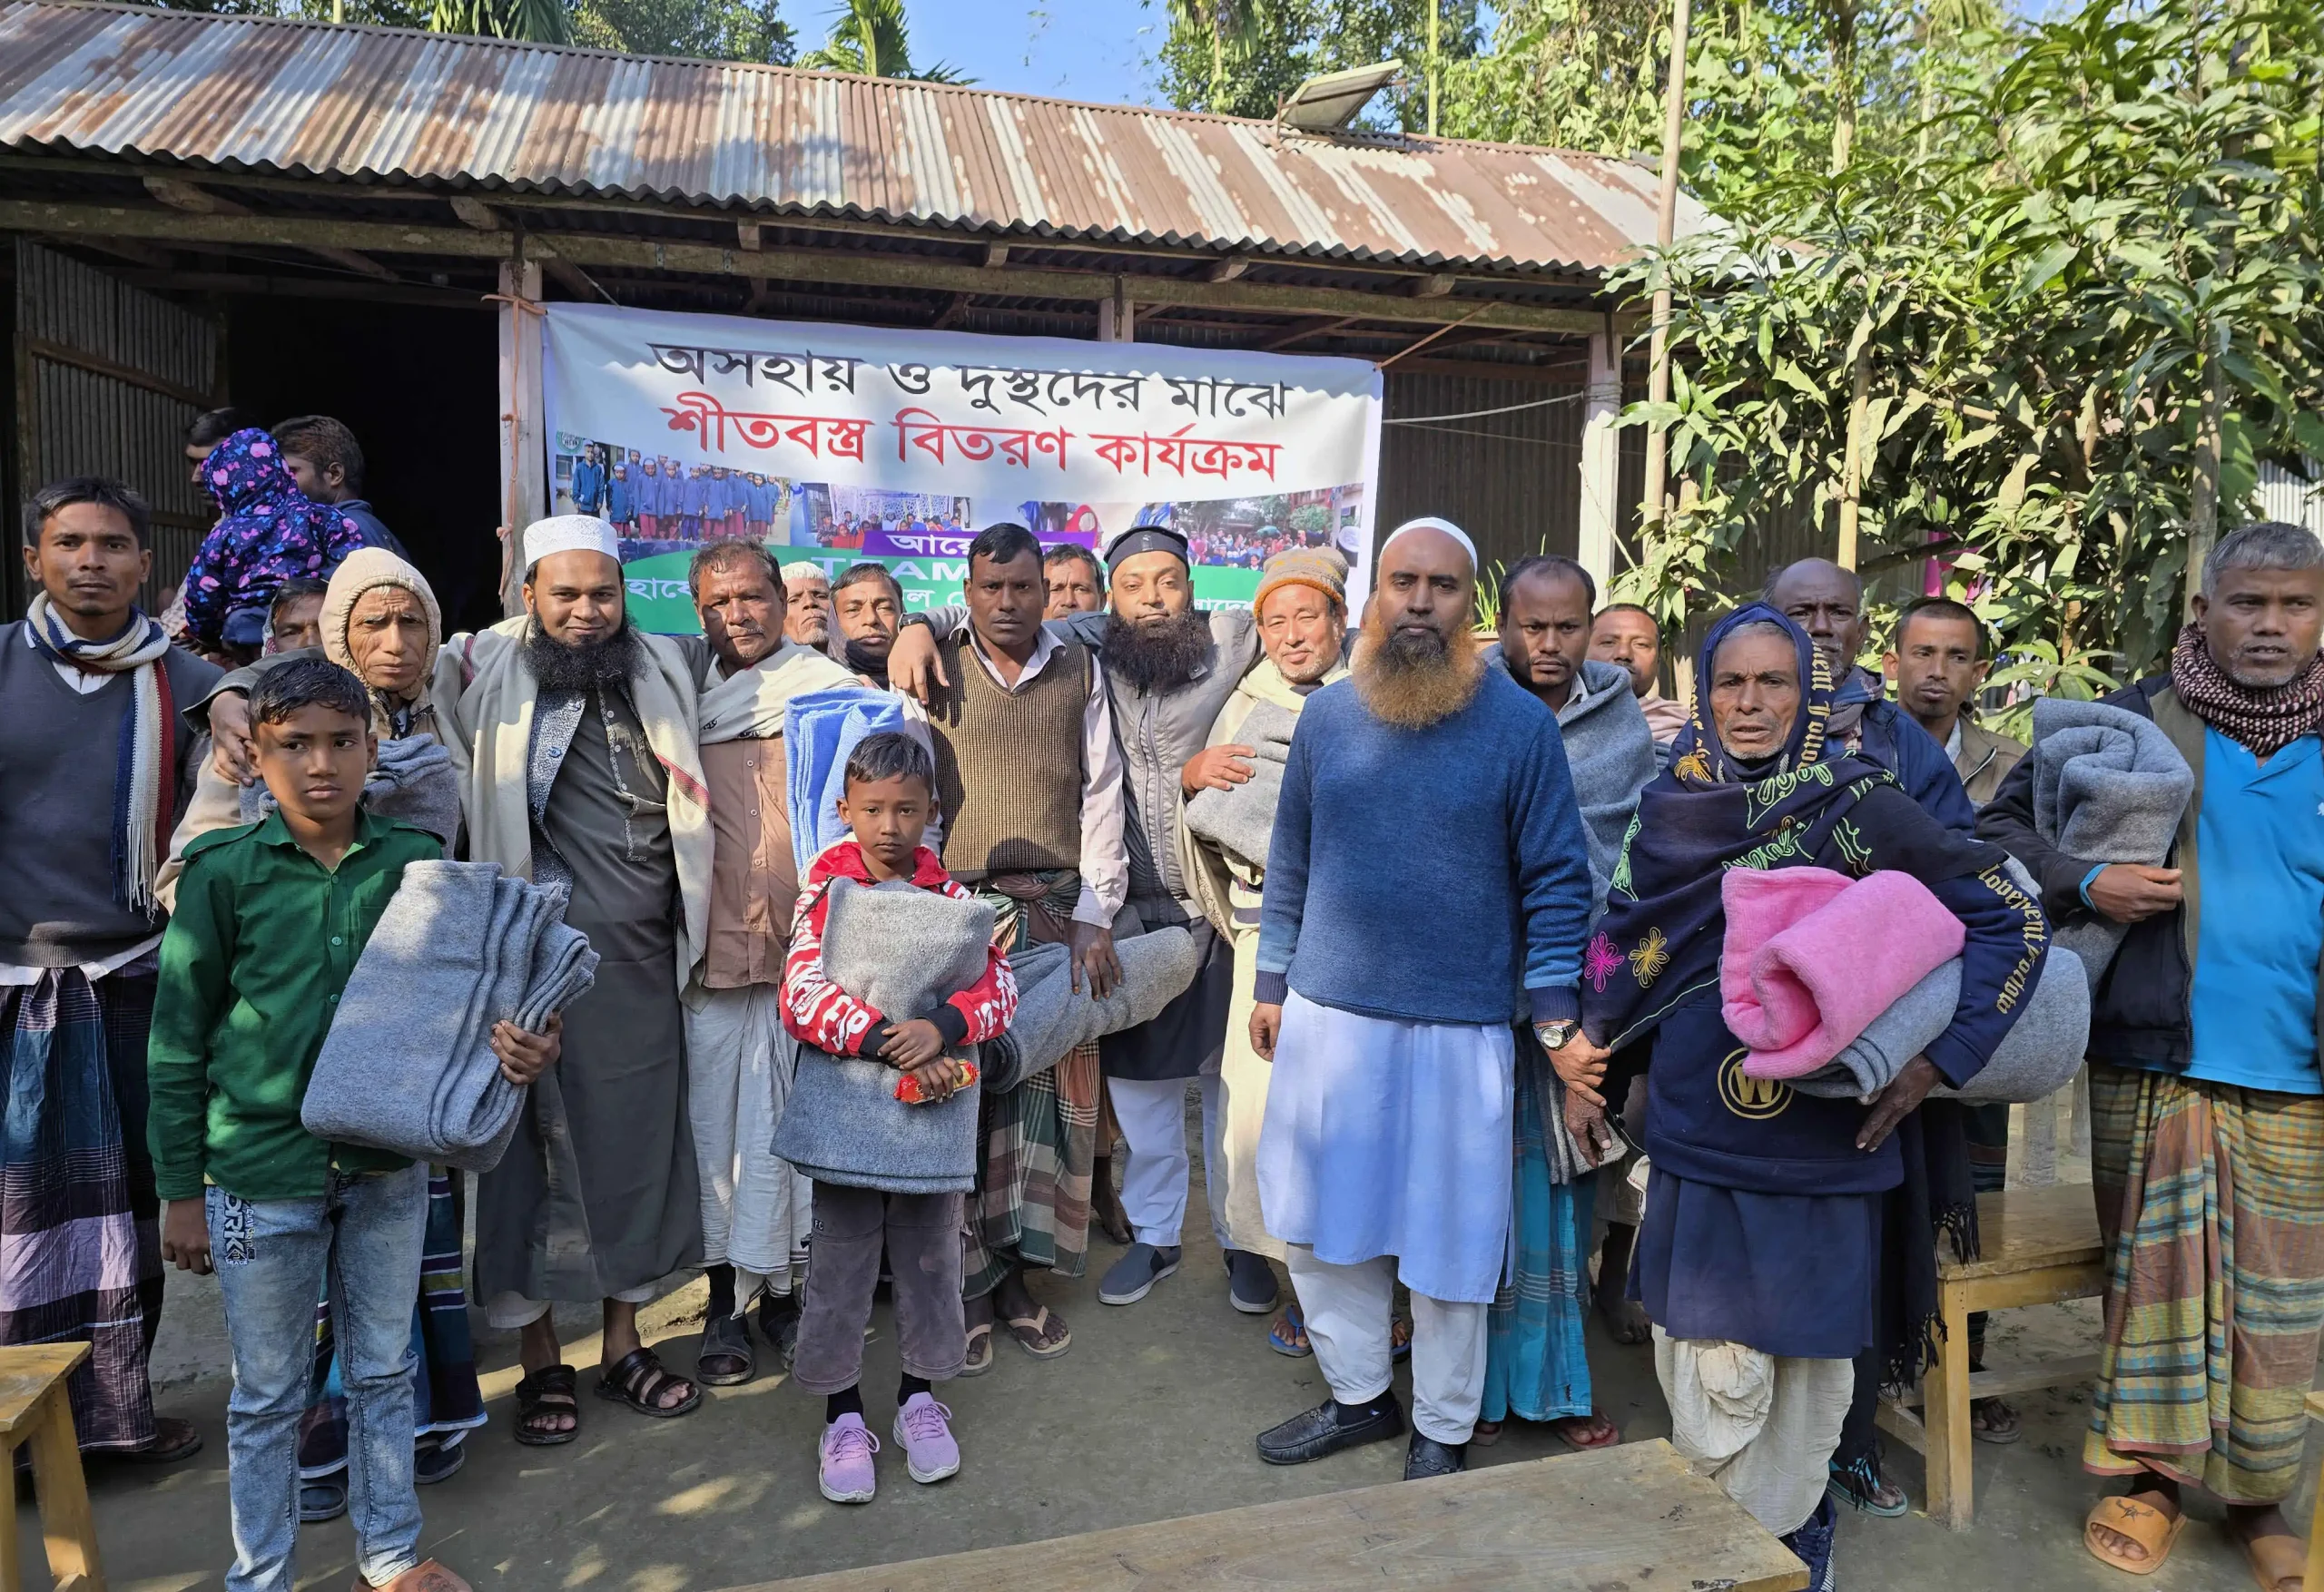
[25,595,175,913]
[2170,621,2324,757]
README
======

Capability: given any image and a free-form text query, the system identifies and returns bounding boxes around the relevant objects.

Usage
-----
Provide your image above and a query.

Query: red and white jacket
[781,840,1017,1056]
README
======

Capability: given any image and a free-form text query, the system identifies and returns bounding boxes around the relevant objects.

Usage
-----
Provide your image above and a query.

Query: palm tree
[1167,0,1258,113]
[430,0,572,44]
[797,0,969,82]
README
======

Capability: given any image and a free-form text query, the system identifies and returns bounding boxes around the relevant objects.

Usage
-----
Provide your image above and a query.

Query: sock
[706,1263,737,1321]
[1334,1394,1391,1427]
[825,1385,863,1424]
[898,1373,931,1404]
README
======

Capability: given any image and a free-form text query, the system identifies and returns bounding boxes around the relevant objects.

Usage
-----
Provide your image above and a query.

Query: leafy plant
[796,0,967,80]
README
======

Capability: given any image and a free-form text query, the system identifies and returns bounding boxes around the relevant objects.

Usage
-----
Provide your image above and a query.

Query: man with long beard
[892,524,1266,1315]
[430,516,711,1440]
[1248,517,1593,1481]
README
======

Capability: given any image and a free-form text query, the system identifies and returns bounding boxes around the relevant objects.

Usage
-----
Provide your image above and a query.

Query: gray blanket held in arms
[2028,696,2194,992]
[1185,701,1296,871]
[1788,945,2089,1105]
[302,860,598,1172]
[774,880,996,1195]
[983,924,1203,1093]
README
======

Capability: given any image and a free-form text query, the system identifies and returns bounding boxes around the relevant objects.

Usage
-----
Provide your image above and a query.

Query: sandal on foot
[696,1311,755,1387]
[1971,1395,2022,1445]
[2084,1492,2185,1575]
[1470,1420,1504,1448]
[300,1479,348,1522]
[1551,1410,1622,1451]
[956,1321,996,1378]
[1003,1305,1071,1360]
[595,1346,701,1419]
[1268,1303,1313,1359]
[1828,1456,1907,1518]
[415,1435,466,1486]
[2240,1528,2305,1592]
[115,1414,203,1464]
[1391,1315,1413,1364]
[512,1364,579,1446]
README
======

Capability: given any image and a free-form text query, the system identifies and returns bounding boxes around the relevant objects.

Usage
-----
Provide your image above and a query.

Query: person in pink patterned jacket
[778,731,1014,1507]
[181,428,365,660]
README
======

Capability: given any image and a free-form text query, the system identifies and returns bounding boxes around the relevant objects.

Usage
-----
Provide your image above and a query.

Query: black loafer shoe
[1256,1395,1406,1466]
[1403,1432,1468,1479]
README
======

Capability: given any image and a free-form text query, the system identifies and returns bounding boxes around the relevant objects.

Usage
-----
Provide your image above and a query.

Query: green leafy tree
[797,0,967,80]
[1154,0,1480,127]
[573,0,796,62]
[429,0,571,43]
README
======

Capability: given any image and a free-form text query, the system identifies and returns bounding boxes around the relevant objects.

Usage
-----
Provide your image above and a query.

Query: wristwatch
[1534,1019,1580,1052]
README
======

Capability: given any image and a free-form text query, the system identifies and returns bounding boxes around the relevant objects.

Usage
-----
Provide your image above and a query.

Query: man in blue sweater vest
[1248,517,1594,1481]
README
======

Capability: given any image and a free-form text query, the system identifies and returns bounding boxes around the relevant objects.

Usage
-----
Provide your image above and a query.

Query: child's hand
[901,1057,970,1103]
[878,1017,945,1069]
[162,1200,212,1274]
[491,1013,562,1086]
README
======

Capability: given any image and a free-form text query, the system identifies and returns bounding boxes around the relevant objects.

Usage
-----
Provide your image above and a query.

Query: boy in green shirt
[151,658,559,1592]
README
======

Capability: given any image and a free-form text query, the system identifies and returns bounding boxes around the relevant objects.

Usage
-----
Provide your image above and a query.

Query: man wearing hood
[1482,555,1652,1449]
[891,525,1263,1315]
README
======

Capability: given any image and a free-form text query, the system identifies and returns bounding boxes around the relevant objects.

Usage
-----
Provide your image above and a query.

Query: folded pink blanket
[1720,867,1965,1080]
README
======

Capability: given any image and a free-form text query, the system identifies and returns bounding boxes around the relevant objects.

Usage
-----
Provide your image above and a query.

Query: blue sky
[903,0,1168,105]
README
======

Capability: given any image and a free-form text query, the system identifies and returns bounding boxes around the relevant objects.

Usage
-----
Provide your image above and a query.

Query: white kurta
[684,983,812,1292]
[1256,990,1514,1304]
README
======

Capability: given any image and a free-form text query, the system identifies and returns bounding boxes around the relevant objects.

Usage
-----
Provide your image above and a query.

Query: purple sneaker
[891,1392,960,1484]
[817,1413,879,1504]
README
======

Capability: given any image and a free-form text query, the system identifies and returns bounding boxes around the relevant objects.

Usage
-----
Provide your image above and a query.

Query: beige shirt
[698,735,797,990]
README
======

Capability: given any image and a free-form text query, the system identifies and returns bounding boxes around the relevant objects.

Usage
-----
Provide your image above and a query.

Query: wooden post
[1639,0,1693,532]
[1837,328,1873,571]
[1097,279,1135,343]
[1577,322,1622,591]
[496,254,546,618]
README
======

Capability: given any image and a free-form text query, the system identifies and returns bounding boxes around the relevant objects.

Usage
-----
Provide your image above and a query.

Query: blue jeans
[208,1165,428,1592]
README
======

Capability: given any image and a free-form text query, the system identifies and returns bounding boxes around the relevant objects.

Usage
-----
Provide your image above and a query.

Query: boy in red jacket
[781,732,1013,1503]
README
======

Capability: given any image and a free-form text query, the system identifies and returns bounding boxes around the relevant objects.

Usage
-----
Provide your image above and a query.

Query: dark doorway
[223,297,503,632]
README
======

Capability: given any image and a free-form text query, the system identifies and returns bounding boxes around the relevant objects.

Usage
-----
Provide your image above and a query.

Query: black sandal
[594,1346,701,1419]
[513,1363,580,1446]
[695,1312,755,1387]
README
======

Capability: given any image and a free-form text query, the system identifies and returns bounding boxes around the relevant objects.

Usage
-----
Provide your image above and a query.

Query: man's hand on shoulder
[209,690,257,785]
[889,619,947,706]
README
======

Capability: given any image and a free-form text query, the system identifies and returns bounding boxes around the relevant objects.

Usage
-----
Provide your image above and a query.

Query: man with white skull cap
[428,515,714,1439]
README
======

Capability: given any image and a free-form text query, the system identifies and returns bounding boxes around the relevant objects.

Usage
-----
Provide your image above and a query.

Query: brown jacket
[1954,717,2026,808]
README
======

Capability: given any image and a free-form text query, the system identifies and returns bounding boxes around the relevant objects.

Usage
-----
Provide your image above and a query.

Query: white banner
[539,303,1382,633]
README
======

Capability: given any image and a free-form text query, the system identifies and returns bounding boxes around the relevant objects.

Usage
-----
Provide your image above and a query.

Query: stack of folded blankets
[783,687,913,879]
[301,860,598,1173]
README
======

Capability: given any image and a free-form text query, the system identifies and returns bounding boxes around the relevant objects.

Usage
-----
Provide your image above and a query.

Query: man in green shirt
[150,658,556,1592]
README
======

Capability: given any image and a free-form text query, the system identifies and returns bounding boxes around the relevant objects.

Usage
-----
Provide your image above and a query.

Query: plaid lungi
[2083,1064,2324,1502]
[1,968,165,1450]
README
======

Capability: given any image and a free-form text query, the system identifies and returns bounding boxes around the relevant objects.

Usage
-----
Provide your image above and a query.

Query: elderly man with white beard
[1248,518,1594,1482]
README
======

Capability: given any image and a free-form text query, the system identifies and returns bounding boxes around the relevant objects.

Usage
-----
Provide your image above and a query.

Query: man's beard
[1352,604,1484,729]
[523,616,644,692]
[1100,608,1213,695]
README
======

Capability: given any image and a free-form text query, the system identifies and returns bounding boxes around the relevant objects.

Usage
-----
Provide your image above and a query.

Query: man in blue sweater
[1248,517,1594,1481]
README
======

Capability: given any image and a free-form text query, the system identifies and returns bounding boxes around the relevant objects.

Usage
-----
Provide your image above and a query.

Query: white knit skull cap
[1379,516,1477,571]
[521,515,621,568]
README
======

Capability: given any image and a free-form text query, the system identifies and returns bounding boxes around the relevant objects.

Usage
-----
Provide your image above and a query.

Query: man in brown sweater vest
[923,523,1128,1369]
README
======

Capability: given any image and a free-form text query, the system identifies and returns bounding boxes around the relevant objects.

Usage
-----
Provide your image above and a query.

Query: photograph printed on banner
[1128,484,1367,571]
[806,487,973,555]
[555,433,795,564]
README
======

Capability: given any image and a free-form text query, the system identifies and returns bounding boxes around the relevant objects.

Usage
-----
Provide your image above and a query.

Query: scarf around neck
[26,594,177,914]
[2170,621,2324,756]
[1583,604,1894,1048]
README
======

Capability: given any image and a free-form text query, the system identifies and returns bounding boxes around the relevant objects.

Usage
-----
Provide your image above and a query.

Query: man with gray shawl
[1483,555,1653,1446]
[429,516,712,1440]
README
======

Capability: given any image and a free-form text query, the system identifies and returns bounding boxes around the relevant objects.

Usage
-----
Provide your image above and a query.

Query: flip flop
[594,1346,701,1420]
[1003,1304,1071,1360]
[2241,1528,2306,1592]
[113,1415,203,1464]
[1971,1396,2022,1445]
[1268,1303,1313,1359]
[955,1322,996,1378]
[512,1364,579,1446]
[2083,1492,2187,1575]
[1551,1410,1622,1451]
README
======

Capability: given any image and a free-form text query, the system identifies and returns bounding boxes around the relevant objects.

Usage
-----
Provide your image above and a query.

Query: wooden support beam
[1576,322,1621,590]
[449,196,504,231]
[541,256,599,300]
[931,292,972,330]
[981,241,1009,269]
[738,221,763,251]
[496,256,546,616]
[139,181,399,282]
[0,202,1606,335]
[1207,254,1250,283]
[106,270,491,310]
[1413,272,1459,298]
[42,233,171,270]
[1264,314,1357,350]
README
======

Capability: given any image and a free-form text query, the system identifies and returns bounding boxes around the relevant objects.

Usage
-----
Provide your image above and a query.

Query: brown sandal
[2084,1492,2186,1575]
[1003,1304,1071,1360]
[956,1322,996,1378]
[2242,1528,2306,1592]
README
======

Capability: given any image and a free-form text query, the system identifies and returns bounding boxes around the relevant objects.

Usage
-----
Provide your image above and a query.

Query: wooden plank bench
[0,1342,106,1592]
[726,1440,1807,1592]
[1878,1182,2108,1529]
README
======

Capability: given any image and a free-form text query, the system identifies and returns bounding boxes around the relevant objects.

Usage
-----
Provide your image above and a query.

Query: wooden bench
[1878,1182,2108,1529]
[727,1440,1807,1592]
[0,1342,106,1592]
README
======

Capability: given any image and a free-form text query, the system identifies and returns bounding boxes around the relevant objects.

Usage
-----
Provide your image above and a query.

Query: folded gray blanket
[1789,945,2089,1105]
[2029,697,2194,991]
[239,733,462,851]
[1185,701,1297,870]
[302,860,598,1172]
[772,879,995,1194]
[982,927,1201,1093]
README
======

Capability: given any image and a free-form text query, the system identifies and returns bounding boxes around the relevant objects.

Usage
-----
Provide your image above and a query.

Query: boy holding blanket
[777,732,1016,1504]
[149,659,560,1592]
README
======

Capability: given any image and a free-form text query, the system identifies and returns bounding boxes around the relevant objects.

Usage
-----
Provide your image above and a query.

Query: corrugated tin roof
[0,0,1709,276]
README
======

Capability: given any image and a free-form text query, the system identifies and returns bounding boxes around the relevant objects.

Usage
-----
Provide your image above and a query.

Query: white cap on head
[522,515,621,569]
[1379,516,1477,571]
[779,560,828,586]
